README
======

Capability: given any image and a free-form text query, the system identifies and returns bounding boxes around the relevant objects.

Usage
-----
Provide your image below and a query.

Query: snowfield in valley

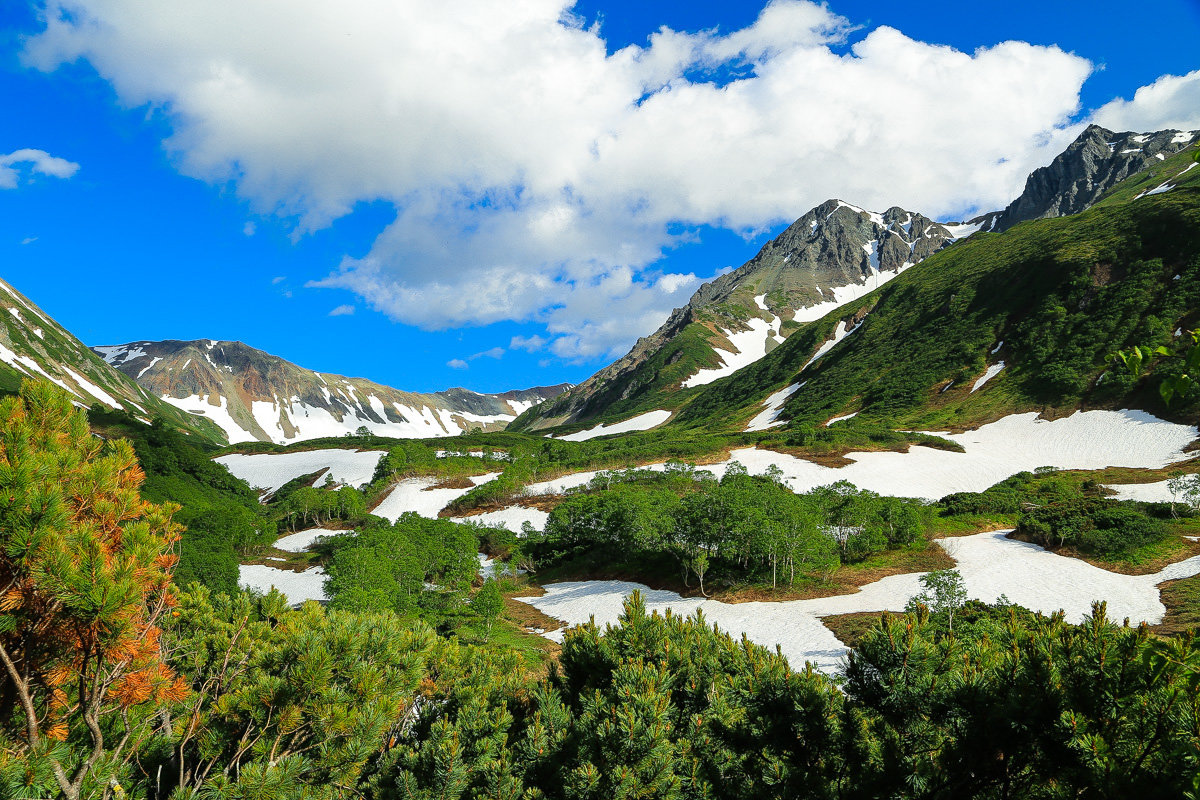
[516,530,1200,673]
[239,564,327,604]
[215,448,386,493]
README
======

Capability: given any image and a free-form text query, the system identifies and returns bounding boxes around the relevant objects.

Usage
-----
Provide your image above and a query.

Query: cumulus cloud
[24,0,1112,360]
[446,358,469,370]
[328,304,355,316]
[1091,69,1200,133]
[0,148,79,189]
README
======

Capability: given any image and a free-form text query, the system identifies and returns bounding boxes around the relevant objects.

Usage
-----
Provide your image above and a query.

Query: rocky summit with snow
[513,125,1200,434]
[94,338,569,445]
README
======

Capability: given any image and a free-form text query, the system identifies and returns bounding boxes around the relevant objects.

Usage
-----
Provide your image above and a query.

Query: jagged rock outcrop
[989,125,1197,232]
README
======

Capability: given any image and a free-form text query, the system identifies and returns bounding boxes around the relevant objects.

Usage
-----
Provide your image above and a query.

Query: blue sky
[2,0,1199,393]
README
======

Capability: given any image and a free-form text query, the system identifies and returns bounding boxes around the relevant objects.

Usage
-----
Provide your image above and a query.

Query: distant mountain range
[0,276,566,446]
[512,125,1199,433]
[93,339,567,445]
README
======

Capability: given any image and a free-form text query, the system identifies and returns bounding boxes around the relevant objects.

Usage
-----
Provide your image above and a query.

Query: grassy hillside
[676,170,1200,433]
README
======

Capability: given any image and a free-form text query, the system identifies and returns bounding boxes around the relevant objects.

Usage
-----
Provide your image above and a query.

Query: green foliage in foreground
[365,593,1200,800]
[88,407,276,593]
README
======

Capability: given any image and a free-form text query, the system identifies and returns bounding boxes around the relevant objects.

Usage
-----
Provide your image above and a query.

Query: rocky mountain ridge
[512,125,1199,433]
[95,339,569,445]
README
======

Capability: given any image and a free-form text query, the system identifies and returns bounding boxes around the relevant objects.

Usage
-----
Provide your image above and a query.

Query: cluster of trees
[318,514,481,617]
[275,482,369,530]
[528,463,931,592]
[938,469,1177,558]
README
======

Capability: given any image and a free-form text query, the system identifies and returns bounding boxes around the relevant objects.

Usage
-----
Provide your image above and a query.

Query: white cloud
[446,358,469,370]
[271,275,286,284]
[24,0,1109,360]
[510,334,547,352]
[469,346,505,361]
[0,148,79,189]
[328,304,355,316]
[243,221,256,236]
[1091,69,1200,134]
[21,237,38,245]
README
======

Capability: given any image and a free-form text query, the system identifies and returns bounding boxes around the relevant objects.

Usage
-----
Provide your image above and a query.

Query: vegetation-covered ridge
[677,167,1200,433]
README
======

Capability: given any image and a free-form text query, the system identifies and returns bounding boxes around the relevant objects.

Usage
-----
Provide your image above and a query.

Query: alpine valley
[6,121,1200,800]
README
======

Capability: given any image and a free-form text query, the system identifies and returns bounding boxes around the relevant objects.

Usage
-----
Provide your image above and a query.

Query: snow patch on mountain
[971,362,1006,392]
[558,409,672,441]
[162,393,256,444]
[744,382,803,432]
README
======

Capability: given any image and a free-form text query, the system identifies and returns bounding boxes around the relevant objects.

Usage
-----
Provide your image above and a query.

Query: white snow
[1172,131,1196,144]
[137,356,162,378]
[862,240,880,270]
[1156,153,1166,161]
[744,382,803,432]
[942,220,985,240]
[526,410,1196,503]
[826,412,858,426]
[558,410,672,441]
[241,393,516,445]
[453,505,550,533]
[0,342,78,395]
[1137,162,1198,200]
[215,448,385,494]
[516,530,1200,673]
[681,317,779,388]
[970,362,1006,392]
[239,564,327,605]
[990,340,1004,355]
[1102,479,1178,503]
[792,263,912,324]
[163,394,258,444]
[833,200,885,227]
[274,527,348,552]
[371,472,499,522]
[801,318,862,372]
[62,368,121,409]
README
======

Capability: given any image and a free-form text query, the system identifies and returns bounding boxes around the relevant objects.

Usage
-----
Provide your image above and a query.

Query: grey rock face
[990,125,1197,232]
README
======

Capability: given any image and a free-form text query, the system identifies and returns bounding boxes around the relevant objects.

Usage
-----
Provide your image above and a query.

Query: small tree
[0,380,186,800]
[907,568,969,633]
[470,579,504,641]
[1167,472,1200,517]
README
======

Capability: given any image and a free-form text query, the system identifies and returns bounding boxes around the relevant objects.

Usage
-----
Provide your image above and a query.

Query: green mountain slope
[0,276,225,443]
[677,148,1200,434]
